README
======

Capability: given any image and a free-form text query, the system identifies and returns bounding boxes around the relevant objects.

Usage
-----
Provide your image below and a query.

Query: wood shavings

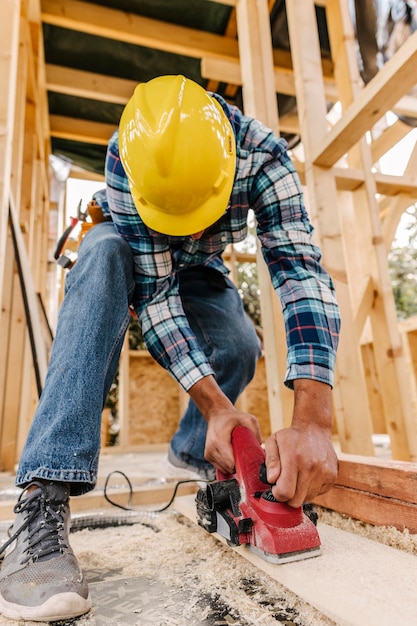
[317,506,417,555]
[68,511,336,626]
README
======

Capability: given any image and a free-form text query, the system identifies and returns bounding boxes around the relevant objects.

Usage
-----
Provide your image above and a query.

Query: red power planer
[196,425,321,564]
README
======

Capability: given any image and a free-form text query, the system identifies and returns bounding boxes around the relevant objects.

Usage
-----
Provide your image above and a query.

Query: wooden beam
[312,29,417,167]
[69,166,105,182]
[297,165,417,196]
[382,144,417,247]
[49,115,116,145]
[201,57,338,101]
[0,481,198,521]
[41,0,240,63]
[235,0,295,432]
[286,0,375,455]
[393,94,417,120]
[0,0,20,306]
[313,453,417,532]
[205,0,236,5]
[46,64,137,104]
[41,1,335,96]
[45,63,304,138]
[370,119,412,165]
[353,276,376,340]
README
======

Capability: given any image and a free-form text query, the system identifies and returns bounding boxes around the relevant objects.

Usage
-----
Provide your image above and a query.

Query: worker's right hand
[187,375,261,475]
[204,407,261,475]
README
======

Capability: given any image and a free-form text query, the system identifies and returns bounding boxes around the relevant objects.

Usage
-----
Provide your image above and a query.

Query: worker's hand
[188,375,261,475]
[204,407,261,475]
[264,379,338,508]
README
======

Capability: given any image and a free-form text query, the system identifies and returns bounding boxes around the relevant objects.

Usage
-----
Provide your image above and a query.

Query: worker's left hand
[264,379,338,508]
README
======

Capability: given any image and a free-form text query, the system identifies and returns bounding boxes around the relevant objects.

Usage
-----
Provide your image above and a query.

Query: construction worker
[0,75,341,621]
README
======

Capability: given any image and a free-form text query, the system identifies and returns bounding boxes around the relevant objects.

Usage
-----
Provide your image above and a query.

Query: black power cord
[103,470,209,513]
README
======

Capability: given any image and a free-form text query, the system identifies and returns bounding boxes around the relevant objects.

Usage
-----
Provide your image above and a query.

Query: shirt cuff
[284,344,337,389]
[169,356,215,392]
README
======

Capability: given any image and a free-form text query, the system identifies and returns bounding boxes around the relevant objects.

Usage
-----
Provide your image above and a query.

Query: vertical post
[0,0,20,298]
[236,0,293,432]
[285,0,375,455]
[325,0,417,460]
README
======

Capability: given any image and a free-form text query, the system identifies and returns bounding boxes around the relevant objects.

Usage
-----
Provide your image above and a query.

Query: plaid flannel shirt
[104,93,340,392]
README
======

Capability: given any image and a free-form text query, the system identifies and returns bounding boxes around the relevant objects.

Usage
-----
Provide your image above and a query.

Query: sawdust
[2,502,417,626]
[0,505,339,626]
[66,511,336,626]
[317,506,417,555]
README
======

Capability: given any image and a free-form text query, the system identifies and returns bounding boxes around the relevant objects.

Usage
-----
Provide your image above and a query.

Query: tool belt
[54,199,109,269]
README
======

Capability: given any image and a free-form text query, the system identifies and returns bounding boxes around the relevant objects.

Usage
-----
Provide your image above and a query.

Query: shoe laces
[0,482,69,564]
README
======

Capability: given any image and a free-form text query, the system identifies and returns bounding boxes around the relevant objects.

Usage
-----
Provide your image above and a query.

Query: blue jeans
[16,222,261,495]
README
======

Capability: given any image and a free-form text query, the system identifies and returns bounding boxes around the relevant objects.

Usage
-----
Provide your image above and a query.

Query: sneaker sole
[0,590,92,621]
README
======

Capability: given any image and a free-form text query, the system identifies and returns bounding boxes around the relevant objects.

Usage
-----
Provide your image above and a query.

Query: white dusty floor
[1,444,417,626]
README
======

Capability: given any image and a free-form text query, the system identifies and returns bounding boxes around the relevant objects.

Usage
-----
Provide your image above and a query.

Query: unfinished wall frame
[1,0,417,474]
[0,0,51,471]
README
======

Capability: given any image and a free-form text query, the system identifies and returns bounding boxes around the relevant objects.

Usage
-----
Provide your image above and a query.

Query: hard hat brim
[130,153,236,236]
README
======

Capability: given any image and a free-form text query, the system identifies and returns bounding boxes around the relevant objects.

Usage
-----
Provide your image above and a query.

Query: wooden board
[335,456,417,499]
[175,494,417,626]
[312,454,417,532]
[0,482,198,522]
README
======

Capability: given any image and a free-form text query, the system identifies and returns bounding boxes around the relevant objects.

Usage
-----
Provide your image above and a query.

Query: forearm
[292,378,333,432]
[188,375,234,420]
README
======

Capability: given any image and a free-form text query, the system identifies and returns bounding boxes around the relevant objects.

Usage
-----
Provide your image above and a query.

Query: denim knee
[66,222,134,300]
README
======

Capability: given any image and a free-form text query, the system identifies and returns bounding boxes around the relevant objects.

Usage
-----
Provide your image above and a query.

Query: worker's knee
[65,222,134,298]
[77,222,133,273]
[220,319,261,373]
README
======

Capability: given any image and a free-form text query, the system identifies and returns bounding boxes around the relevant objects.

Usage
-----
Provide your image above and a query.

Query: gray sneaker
[0,481,91,621]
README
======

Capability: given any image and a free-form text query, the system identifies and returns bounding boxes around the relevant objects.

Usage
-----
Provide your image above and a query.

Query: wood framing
[0,0,51,471]
[2,0,417,488]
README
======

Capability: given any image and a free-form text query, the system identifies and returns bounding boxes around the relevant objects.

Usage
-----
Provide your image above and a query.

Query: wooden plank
[0,233,14,471]
[0,0,20,305]
[0,482,198,521]
[370,119,412,165]
[312,454,417,531]
[175,494,417,626]
[334,454,417,502]
[46,64,137,105]
[314,486,417,533]
[298,165,417,197]
[201,56,339,101]
[0,271,26,471]
[49,115,116,145]
[312,29,417,167]
[41,0,240,63]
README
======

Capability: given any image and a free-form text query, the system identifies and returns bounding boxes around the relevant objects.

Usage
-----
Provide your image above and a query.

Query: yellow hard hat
[118,75,236,236]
